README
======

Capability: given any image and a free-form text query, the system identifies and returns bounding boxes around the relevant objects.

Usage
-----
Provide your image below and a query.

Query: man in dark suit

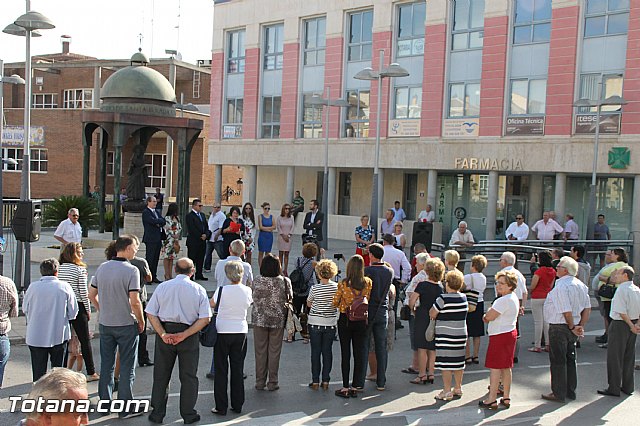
[142,196,166,284]
[302,199,325,253]
[186,199,211,281]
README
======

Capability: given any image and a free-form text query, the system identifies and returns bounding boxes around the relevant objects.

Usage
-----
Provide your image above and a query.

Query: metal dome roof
[101,65,176,104]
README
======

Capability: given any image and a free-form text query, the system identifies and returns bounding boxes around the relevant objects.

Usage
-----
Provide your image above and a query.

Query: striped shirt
[307,281,339,327]
[58,263,90,314]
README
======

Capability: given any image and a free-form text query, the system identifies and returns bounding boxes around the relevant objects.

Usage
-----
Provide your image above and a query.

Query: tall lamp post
[354,49,409,239]
[573,94,627,241]
[3,7,55,290]
[308,88,349,248]
[0,60,25,276]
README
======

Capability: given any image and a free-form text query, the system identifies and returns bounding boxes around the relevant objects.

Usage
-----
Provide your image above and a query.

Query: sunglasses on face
[264,207,270,210]
[72,215,79,218]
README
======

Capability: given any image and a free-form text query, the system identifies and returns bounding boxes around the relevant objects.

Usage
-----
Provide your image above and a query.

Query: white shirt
[499,266,528,300]
[208,211,227,242]
[488,292,519,336]
[392,207,406,222]
[564,219,580,240]
[449,229,474,247]
[213,283,253,333]
[54,218,82,243]
[505,222,530,241]
[464,272,486,302]
[145,275,212,325]
[418,210,435,223]
[543,275,591,325]
[610,281,640,321]
[405,270,427,305]
[381,245,411,282]
[215,256,253,288]
[307,211,317,235]
[531,218,563,240]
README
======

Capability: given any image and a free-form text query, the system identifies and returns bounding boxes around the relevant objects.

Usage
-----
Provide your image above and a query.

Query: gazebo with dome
[81,51,203,238]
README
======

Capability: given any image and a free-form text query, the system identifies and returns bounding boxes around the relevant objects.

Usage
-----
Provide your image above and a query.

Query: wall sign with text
[443,118,479,137]
[389,119,420,137]
[575,113,621,134]
[505,116,545,136]
[1,126,46,147]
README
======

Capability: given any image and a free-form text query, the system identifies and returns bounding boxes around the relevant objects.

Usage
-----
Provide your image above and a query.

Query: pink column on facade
[323,36,344,138]
[280,42,300,139]
[369,31,392,139]
[421,23,447,137]
[209,51,224,141]
[479,16,509,136]
[243,48,261,139]
[622,0,640,134]
[545,6,580,135]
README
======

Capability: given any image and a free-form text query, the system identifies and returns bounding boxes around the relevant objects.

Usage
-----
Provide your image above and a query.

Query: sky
[0,0,214,65]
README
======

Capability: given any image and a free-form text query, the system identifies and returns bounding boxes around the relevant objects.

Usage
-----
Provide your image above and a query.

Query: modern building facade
[208,0,639,248]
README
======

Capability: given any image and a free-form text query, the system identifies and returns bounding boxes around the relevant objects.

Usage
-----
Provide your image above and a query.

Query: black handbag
[597,283,616,299]
[199,286,223,347]
[400,305,412,321]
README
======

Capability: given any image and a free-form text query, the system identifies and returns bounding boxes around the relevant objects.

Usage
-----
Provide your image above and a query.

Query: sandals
[528,347,542,353]
[435,391,454,401]
[465,357,473,364]
[335,388,350,398]
[401,367,419,374]
[479,400,498,410]
[500,398,511,409]
[472,357,479,364]
[426,375,435,384]
[410,375,429,385]
[453,388,463,398]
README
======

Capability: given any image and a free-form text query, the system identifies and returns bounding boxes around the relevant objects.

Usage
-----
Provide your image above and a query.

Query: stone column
[486,171,499,240]
[427,169,438,218]
[554,172,567,220]
[632,175,640,268]
[214,165,223,203]
[243,165,257,207]
[528,174,543,225]
[328,167,337,215]
[285,166,295,204]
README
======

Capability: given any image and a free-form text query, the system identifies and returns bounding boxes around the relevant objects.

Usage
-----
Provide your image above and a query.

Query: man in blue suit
[142,196,166,283]
[186,199,211,281]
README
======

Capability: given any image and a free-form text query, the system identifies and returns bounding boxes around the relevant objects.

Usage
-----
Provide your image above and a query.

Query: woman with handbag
[252,254,292,391]
[401,252,430,375]
[596,248,629,344]
[529,250,555,353]
[463,255,487,364]
[289,243,318,343]
[332,255,372,398]
[408,257,444,385]
[162,203,182,280]
[354,215,373,266]
[211,261,253,415]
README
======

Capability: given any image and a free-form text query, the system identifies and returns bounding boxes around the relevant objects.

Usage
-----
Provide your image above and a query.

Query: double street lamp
[355,49,409,239]
[308,88,349,247]
[573,94,627,241]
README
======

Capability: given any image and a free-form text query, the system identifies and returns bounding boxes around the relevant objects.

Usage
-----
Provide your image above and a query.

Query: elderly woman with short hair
[211,261,253,416]
[402,252,430,375]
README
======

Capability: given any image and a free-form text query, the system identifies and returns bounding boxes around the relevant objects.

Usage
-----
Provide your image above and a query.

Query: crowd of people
[2,197,640,425]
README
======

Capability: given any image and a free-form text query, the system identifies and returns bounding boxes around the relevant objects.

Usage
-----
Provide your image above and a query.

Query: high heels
[479,400,498,410]
[410,375,428,385]
[426,375,435,384]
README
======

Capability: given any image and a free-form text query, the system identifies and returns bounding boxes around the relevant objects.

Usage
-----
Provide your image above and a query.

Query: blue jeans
[0,335,9,388]
[363,309,389,388]
[99,324,139,407]
[205,241,225,270]
[309,325,335,383]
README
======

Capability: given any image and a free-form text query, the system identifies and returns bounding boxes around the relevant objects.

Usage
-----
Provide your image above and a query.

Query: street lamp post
[354,49,409,239]
[3,6,55,290]
[309,88,349,248]
[0,59,25,276]
[573,93,627,241]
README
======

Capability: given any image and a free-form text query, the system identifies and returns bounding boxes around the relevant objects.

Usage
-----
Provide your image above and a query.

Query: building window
[192,71,201,99]
[584,0,630,37]
[107,151,115,176]
[261,96,281,138]
[579,73,624,112]
[513,0,552,44]
[144,153,166,189]
[394,86,422,118]
[264,24,284,70]
[63,89,93,109]
[227,29,246,73]
[451,0,485,50]
[448,82,480,117]
[345,90,370,137]
[397,2,426,57]
[32,93,58,108]
[223,98,243,139]
[348,10,373,61]
[300,94,323,138]
[303,17,326,66]
[2,148,47,172]
[479,175,488,197]
[510,79,547,115]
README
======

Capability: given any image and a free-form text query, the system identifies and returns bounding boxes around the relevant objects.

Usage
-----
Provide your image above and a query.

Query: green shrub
[43,195,99,230]
[103,210,124,232]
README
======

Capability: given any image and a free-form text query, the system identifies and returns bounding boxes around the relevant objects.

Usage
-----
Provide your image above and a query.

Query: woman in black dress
[221,206,246,258]
[408,257,444,385]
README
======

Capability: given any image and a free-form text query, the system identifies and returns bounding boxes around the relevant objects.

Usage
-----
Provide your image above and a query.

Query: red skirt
[485,329,517,369]
[356,248,370,266]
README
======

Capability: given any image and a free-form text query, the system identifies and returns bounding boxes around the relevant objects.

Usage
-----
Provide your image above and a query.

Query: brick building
[1,39,243,207]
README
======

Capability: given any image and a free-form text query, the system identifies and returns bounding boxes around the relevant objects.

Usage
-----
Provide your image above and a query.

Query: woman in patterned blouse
[354,215,374,266]
[332,255,372,398]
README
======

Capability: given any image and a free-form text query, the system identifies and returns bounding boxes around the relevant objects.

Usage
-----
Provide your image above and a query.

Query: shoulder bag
[199,286,223,347]
[463,275,479,313]
[597,281,617,299]
[425,317,436,342]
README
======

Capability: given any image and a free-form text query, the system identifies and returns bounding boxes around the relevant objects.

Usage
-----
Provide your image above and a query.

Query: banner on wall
[575,113,621,134]
[389,119,420,137]
[443,118,479,137]
[1,126,45,147]
[505,116,545,135]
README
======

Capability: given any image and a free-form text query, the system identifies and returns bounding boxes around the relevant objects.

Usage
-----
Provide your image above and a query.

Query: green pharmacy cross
[608,147,630,170]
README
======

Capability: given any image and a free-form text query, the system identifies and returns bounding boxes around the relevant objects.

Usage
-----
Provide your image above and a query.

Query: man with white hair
[499,251,528,361]
[214,239,253,288]
[450,221,475,272]
[542,256,591,403]
[54,208,82,246]
[531,211,563,241]
[19,368,89,426]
